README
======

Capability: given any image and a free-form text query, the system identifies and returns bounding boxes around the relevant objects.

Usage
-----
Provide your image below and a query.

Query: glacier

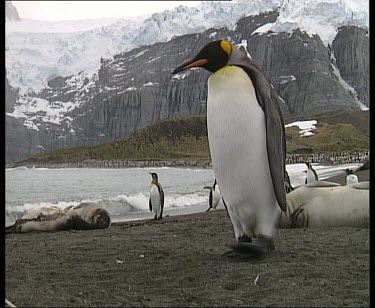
[6,0,368,94]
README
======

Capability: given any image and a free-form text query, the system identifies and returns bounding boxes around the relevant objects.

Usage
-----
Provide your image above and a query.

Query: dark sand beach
[5,209,369,307]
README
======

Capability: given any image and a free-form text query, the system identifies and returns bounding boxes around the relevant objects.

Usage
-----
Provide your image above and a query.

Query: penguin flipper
[149,198,152,212]
[312,168,319,180]
[262,89,287,212]
[237,64,287,212]
[157,184,165,215]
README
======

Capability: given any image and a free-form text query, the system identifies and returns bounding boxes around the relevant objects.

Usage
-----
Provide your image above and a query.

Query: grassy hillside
[26,116,211,163]
[283,110,369,153]
[23,110,369,164]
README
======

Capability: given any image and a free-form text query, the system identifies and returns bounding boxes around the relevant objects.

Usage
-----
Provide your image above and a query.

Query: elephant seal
[7,203,111,233]
[277,181,341,228]
[8,205,74,233]
[66,202,111,230]
[290,182,369,228]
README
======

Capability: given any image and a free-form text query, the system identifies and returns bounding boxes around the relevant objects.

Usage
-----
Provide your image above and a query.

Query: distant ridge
[19,110,369,166]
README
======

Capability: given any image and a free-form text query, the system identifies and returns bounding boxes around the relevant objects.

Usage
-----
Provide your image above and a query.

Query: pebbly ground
[5,209,369,307]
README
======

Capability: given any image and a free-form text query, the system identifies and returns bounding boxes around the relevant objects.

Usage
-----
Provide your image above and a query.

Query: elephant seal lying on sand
[7,202,111,233]
[277,181,341,228]
[7,205,74,233]
[66,202,111,230]
[278,181,369,229]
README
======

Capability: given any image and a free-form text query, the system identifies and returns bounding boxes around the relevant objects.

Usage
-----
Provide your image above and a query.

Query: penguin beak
[172,58,208,74]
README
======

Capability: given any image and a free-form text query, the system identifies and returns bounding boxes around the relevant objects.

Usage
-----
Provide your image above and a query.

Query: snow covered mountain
[6,0,368,94]
[5,0,369,163]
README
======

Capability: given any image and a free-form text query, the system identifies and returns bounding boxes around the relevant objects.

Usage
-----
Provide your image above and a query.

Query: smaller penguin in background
[149,172,164,220]
[284,170,294,193]
[344,168,359,185]
[204,179,221,212]
[305,162,318,184]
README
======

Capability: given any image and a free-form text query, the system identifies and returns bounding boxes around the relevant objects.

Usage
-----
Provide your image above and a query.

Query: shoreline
[6,151,369,169]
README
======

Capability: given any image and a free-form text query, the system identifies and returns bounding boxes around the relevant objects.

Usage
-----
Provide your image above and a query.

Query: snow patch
[329,49,368,110]
[285,120,317,137]
[7,96,80,129]
[235,39,252,59]
[172,71,191,80]
[277,75,297,84]
[143,82,158,87]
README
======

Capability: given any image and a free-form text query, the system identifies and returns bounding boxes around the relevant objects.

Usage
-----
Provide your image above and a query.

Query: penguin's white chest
[150,185,161,210]
[207,65,277,237]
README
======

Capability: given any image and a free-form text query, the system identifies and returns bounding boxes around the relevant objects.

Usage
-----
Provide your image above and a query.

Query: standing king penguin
[172,40,287,254]
[305,162,318,184]
[204,179,221,212]
[149,172,164,220]
[344,168,358,185]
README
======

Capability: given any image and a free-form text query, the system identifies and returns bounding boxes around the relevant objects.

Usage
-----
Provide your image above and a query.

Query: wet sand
[5,209,369,307]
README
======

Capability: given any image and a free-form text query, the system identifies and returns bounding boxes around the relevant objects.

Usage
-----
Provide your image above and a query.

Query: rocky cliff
[5,10,369,162]
[331,26,369,107]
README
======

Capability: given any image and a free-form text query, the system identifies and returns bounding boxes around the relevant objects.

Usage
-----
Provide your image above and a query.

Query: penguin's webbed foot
[222,235,274,259]
[254,235,275,252]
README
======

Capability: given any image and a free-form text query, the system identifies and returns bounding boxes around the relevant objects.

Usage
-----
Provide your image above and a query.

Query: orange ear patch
[220,40,232,56]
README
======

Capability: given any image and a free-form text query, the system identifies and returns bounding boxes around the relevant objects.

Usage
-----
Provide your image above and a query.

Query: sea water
[5,163,362,227]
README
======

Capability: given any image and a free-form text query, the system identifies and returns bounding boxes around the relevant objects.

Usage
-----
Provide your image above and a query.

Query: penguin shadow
[147,214,170,223]
[221,241,288,262]
[222,249,287,263]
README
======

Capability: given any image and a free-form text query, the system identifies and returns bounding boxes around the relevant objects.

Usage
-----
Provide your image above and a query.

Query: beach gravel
[5,210,369,307]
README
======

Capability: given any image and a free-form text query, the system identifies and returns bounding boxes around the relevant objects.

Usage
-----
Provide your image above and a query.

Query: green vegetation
[27,115,211,163]
[24,110,369,164]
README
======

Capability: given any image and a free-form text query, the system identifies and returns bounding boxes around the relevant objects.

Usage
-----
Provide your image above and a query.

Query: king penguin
[305,162,318,184]
[344,168,358,185]
[172,40,287,254]
[204,179,221,212]
[149,172,164,220]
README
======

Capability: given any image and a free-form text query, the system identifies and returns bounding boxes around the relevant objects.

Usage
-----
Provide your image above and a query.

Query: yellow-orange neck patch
[220,40,232,56]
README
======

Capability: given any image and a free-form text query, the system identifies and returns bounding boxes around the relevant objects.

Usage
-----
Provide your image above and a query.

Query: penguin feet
[222,235,274,259]
[254,235,275,252]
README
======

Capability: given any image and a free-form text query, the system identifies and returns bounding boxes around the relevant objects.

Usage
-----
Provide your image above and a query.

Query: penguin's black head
[149,172,158,182]
[344,168,354,175]
[172,40,232,74]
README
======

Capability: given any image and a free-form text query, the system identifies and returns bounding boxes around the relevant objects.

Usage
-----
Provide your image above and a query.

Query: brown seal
[66,202,111,230]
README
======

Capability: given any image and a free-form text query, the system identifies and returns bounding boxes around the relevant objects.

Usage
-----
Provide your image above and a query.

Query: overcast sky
[12,1,202,21]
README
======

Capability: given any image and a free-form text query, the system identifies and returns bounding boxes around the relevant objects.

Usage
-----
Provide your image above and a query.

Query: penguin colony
[173,40,287,255]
